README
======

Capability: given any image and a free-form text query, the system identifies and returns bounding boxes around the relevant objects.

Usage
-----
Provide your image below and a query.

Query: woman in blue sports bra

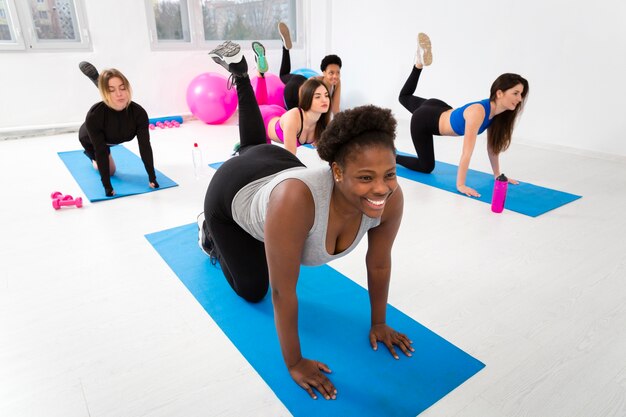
[396,33,529,197]
[251,41,331,155]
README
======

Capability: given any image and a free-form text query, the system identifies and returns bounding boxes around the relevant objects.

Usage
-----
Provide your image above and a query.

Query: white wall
[0,0,308,133]
[2,0,626,157]
[309,0,626,157]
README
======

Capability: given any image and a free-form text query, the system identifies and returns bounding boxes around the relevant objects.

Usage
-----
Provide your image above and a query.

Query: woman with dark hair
[277,22,342,115]
[200,41,413,400]
[396,33,529,197]
[250,41,330,155]
[77,62,158,197]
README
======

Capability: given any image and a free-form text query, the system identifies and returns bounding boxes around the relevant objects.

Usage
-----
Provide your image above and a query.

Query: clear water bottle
[192,142,203,179]
[491,173,508,213]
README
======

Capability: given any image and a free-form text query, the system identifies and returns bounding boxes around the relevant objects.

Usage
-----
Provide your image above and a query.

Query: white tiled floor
[1,118,625,417]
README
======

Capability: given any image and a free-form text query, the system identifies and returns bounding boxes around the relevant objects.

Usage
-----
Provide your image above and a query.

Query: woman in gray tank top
[200,41,414,401]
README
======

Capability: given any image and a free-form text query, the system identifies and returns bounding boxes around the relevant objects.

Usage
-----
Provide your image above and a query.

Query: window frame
[0,0,25,50]
[144,0,300,51]
[0,0,91,52]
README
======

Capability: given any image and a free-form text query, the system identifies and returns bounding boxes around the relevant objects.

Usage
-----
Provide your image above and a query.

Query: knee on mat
[237,289,267,303]
[236,283,269,303]
[423,161,435,173]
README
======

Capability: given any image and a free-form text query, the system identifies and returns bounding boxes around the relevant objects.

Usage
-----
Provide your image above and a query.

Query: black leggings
[279,46,307,110]
[396,66,452,173]
[203,74,305,302]
[78,123,111,160]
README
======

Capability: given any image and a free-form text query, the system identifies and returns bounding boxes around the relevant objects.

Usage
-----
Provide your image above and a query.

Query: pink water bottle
[491,173,508,213]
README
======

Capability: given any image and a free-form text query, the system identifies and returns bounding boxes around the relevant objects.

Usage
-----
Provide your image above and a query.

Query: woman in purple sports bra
[252,42,331,155]
[396,33,529,197]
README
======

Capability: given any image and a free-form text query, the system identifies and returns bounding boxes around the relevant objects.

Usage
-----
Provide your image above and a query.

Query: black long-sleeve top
[82,101,155,192]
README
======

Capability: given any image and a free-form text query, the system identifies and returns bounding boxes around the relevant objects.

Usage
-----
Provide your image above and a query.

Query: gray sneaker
[208,41,248,77]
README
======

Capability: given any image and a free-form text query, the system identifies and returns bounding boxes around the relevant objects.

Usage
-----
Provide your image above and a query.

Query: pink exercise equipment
[50,191,74,201]
[186,72,238,124]
[50,191,83,210]
[250,73,286,108]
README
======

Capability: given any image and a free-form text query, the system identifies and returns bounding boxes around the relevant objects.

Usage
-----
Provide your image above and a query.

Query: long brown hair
[487,73,529,154]
[298,78,331,140]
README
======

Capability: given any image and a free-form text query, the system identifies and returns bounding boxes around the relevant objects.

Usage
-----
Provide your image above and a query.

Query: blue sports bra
[449,98,492,135]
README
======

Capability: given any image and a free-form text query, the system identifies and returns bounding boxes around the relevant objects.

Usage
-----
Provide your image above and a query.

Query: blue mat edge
[395,150,582,217]
[144,222,487,417]
[57,145,179,202]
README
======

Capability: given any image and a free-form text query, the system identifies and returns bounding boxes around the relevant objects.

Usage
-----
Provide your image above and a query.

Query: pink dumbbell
[149,123,156,130]
[172,121,180,127]
[52,196,83,210]
[50,191,74,201]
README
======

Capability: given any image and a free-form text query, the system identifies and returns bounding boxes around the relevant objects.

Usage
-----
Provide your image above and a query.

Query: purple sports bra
[275,108,304,146]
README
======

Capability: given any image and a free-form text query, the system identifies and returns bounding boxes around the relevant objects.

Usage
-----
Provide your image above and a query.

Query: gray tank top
[231,166,381,266]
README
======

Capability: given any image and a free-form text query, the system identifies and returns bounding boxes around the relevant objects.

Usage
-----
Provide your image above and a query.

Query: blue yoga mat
[149,115,183,125]
[396,151,581,217]
[58,145,178,202]
[146,223,485,417]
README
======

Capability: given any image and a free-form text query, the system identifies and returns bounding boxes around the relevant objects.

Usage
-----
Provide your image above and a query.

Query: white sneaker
[415,45,424,67]
[278,22,292,50]
[197,212,211,256]
[418,33,432,66]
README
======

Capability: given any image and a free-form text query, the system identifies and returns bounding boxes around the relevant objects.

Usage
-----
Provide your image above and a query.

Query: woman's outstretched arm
[365,185,413,359]
[265,179,337,400]
[456,104,484,197]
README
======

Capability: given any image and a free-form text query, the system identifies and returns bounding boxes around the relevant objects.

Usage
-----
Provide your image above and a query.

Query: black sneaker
[208,41,248,77]
[197,212,219,265]
[79,61,99,86]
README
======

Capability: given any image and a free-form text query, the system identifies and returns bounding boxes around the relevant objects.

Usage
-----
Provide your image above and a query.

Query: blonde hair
[98,68,132,109]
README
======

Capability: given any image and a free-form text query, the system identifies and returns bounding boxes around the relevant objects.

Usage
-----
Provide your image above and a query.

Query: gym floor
[1,117,625,417]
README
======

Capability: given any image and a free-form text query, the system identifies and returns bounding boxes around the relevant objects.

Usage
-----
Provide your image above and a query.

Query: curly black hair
[316,105,396,167]
[320,54,342,72]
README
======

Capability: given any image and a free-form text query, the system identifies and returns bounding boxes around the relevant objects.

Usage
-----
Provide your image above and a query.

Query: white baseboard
[0,114,196,141]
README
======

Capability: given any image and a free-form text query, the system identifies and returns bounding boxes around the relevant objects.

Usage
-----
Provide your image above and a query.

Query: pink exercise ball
[186,72,238,124]
[250,73,286,108]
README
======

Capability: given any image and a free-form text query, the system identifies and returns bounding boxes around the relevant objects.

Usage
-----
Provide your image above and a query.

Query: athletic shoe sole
[278,22,292,50]
[208,41,243,70]
[252,41,268,74]
[78,61,99,84]
[418,33,432,66]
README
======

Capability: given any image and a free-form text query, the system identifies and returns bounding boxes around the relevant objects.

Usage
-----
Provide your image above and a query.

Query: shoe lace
[226,73,236,90]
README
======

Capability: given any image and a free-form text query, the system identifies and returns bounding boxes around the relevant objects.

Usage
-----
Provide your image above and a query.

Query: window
[0,0,91,51]
[0,0,23,49]
[145,0,298,50]
[153,0,191,42]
